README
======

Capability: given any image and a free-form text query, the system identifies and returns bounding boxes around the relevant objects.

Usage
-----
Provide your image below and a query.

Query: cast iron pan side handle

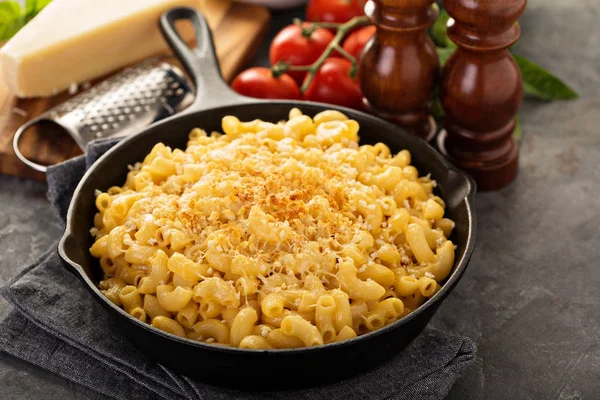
[58,230,92,286]
[160,7,247,111]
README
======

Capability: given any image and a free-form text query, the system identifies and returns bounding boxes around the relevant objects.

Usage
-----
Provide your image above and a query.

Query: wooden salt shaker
[359,0,439,141]
[438,0,526,191]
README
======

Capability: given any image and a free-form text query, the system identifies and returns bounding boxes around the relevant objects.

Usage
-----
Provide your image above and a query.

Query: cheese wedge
[0,0,216,98]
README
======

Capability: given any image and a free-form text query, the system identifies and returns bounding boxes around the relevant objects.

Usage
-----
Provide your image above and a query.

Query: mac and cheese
[90,108,456,348]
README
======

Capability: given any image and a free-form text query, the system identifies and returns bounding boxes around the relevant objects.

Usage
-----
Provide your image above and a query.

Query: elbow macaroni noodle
[90,108,456,349]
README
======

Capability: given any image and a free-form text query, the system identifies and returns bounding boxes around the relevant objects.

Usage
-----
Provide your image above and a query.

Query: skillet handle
[160,7,245,111]
[58,231,89,283]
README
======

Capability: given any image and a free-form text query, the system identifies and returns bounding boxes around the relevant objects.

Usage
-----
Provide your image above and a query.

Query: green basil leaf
[514,54,578,101]
[25,0,50,21]
[436,47,455,68]
[24,0,37,19]
[0,1,22,23]
[514,115,522,142]
[35,0,52,12]
[431,9,450,47]
[0,1,25,41]
[0,21,25,40]
[0,0,51,41]
[431,9,455,49]
[431,94,444,121]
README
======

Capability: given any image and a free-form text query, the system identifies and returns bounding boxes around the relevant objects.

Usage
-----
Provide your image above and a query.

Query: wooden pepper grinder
[438,0,526,191]
[359,0,439,141]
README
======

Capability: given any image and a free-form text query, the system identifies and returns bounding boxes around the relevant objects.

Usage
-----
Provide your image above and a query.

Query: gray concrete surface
[1,0,599,398]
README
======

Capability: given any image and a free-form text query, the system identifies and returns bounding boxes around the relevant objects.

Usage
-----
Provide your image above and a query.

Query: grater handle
[160,7,246,112]
[13,118,49,173]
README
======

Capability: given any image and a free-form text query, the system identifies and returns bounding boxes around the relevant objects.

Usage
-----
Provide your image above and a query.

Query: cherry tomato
[231,68,301,100]
[306,0,365,24]
[269,23,335,85]
[343,25,376,59]
[303,58,363,110]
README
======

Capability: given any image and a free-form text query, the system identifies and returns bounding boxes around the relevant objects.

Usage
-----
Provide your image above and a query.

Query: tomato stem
[311,22,345,29]
[333,44,357,64]
[286,65,314,72]
[349,63,358,79]
[301,16,370,92]
[270,61,292,78]
[294,18,318,38]
[269,16,371,91]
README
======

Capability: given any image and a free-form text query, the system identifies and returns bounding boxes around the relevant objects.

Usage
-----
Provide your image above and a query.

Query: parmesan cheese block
[0,0,212,98]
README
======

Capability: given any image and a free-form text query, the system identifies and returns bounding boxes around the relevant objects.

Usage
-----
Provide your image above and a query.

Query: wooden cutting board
[0,0,270,181]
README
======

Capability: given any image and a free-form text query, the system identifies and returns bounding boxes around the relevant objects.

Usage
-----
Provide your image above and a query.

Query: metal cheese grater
[13,58,194,172]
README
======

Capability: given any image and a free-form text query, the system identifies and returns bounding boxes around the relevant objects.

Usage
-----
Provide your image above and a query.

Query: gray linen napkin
[0,138,477,400]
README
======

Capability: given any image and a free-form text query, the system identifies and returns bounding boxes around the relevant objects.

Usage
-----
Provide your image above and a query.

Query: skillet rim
[58,99,477,355]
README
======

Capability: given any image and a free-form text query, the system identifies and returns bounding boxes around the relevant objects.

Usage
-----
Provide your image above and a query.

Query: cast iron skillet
[58,8,476,389]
